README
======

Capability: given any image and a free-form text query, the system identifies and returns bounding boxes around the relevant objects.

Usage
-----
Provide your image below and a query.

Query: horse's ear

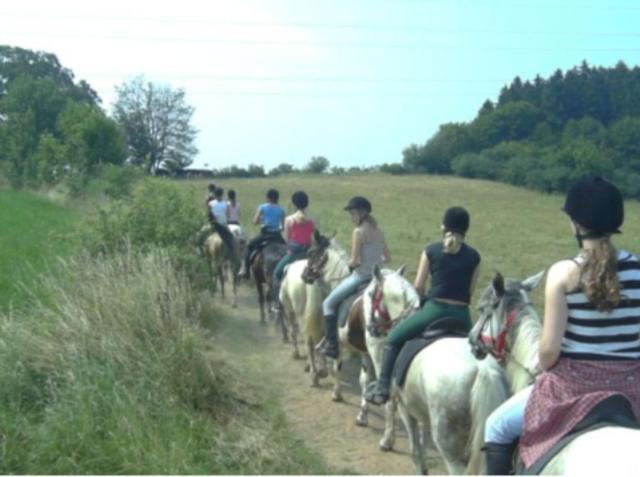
[330,230,337,239]
[396,264,407,276]
[521,270,545,292]
[493,272,505,297]
[313,229,322,244]
[373,264,383,284]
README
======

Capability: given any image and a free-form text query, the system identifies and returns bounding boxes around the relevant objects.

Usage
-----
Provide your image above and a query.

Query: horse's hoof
[379,441,394,452]
[304,364,310,372]
[282,336,289,344]
[231,303,238,308]
[332,393,343,403]
[355,415,368,427]
[316,368,328,379]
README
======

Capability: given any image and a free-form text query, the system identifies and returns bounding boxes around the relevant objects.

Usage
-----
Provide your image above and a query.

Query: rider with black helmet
[483,176,640,474]
[365,206,481,405]
[317,196,391,359]
[238,189,285,279]
[272,191,318,305]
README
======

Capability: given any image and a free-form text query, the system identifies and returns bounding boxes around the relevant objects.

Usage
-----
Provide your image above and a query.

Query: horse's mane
[503,283,542,393]
[328,238,350,263]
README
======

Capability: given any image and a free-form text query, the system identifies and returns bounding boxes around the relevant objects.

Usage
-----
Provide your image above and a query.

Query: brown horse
[202,230,240,307]
[251,241,286,324]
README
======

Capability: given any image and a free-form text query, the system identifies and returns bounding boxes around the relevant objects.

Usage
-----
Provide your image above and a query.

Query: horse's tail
[466,358,509,475]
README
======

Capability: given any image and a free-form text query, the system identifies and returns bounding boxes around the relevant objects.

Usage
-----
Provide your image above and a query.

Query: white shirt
[210,199,228,225]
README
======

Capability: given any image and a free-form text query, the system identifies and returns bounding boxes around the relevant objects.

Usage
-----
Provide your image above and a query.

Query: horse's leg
[331,356,343,402]
[218,263,226,299]
[379,395,398,451]
[230,260,238,308]
[255,278,266,324]
[398,403,427,474]
[278,307,289,343]
[356,354,374,427]
[307,336,320,386]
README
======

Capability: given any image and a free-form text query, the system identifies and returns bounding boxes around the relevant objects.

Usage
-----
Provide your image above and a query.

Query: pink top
[289,219,315,246]
[227,202,240,222]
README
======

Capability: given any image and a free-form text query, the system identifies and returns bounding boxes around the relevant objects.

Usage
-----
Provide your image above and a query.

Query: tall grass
[0,247,330,474]
[0,190,78,311]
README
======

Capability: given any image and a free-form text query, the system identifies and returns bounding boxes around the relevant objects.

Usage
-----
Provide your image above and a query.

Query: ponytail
[581,239,620,311]
[443,231,463,254]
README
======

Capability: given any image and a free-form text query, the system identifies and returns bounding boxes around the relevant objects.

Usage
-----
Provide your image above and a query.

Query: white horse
[198,225,240,307]
[470,271,640,475]
[363,265,510,475]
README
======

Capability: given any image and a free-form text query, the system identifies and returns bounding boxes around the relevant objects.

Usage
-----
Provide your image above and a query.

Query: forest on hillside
[400,61,640,197]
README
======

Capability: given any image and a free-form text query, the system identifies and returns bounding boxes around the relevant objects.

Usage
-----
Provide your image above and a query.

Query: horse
[362,265,510,474]
[201,227,240,307]
[251,240,287,324]
[279,231,349,394]
[470,271,640,475]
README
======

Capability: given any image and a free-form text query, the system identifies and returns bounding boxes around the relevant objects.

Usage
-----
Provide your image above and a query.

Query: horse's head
[469,270,545,362]
[364,264,421,337]
[301,230,333,284]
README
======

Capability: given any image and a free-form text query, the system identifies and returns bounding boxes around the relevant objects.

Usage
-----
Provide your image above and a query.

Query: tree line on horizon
[395,60,640,198]
[0,45,198,191]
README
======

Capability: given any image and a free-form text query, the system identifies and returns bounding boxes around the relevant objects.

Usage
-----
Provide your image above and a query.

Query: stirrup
[364,381,389,405]
[316,337,339,359]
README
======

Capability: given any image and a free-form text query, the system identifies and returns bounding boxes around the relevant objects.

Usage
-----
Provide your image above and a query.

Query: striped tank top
[562,249,640,360]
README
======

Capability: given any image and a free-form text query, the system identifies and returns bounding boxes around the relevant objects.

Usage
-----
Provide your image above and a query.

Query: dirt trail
[214,285,447,475]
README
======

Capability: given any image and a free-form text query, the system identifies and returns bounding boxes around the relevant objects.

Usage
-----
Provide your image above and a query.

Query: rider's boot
[483,441,516,475]
[364,343,400,405]
[316,315,339,359]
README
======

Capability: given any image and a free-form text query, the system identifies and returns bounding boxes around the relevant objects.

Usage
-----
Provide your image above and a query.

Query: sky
[1,0,640,170]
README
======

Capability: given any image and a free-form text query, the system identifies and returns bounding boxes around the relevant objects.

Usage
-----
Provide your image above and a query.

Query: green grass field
[186,173,640,310]
[0,190,78,310]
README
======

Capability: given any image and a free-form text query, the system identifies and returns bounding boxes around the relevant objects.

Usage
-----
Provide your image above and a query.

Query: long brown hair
[581,239,620,311]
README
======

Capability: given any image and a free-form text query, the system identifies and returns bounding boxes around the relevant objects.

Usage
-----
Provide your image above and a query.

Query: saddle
[515,394,640,474]
[337,283,370,328]
[249,233,285,263]
[393,316,469,388]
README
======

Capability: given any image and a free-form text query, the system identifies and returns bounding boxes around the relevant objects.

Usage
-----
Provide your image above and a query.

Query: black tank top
[426,242,481,304]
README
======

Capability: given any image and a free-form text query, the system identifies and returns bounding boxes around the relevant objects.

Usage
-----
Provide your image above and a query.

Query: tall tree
[113,76,198,174]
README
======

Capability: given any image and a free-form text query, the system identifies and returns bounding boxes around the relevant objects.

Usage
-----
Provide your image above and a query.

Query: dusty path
[214,285,447,475]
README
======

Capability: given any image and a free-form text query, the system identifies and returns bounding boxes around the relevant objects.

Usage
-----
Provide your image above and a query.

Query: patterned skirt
[520,358,640,468]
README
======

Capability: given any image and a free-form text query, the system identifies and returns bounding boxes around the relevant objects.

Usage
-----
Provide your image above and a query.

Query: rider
[208,186,237,260]
[365,206,481,405]
[227,189,240,225]
[483,176,640,474]
[238,188,285,279]
[205,183,216,209]
[317,196,390,359]
[272,191,317,305]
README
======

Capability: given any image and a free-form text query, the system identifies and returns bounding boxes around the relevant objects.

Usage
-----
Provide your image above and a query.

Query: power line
[3,30,639,51]
[1,11,639,38]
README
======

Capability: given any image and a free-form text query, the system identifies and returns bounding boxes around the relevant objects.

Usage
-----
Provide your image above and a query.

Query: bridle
[367,283,418,338]
[469,295,539,382]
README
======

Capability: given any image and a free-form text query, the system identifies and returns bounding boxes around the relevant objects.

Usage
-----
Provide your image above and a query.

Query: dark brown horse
[251,241,287,324]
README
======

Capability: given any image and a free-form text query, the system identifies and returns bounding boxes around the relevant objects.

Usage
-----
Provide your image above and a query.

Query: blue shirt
[258,203,284,232]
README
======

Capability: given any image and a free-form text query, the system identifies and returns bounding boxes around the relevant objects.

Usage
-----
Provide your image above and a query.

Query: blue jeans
[322,273,371,317]
[485,385,533,444]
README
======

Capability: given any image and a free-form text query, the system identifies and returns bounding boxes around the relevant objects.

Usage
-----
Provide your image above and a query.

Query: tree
[304,156,330,173]
[113,76,198,174]
[268,162,296,176]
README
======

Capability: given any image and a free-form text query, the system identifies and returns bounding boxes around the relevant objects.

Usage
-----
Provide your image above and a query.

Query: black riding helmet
[292,191,309,210]
[563,176,623,236]
[344,196,372,213]
[443,206,470,235]
[266,188,279,203]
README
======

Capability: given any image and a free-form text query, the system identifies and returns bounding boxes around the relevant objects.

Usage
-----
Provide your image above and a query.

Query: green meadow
[187,173,640,310]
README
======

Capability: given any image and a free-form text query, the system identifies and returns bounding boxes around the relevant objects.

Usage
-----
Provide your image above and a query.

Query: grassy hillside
[0,190,78,310]
[185,173,640,310]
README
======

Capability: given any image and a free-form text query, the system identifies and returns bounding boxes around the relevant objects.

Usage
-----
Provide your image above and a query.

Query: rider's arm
[349,228,363,270]
[284,215,292,241]
[539,261,572,370]
[381,233,391,264]
[252,206,262,226]
[469,263,481,298]
[414,251,430,297]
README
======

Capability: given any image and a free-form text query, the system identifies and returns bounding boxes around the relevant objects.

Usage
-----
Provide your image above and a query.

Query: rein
[474,301,539,382]
[368,285,417,338]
